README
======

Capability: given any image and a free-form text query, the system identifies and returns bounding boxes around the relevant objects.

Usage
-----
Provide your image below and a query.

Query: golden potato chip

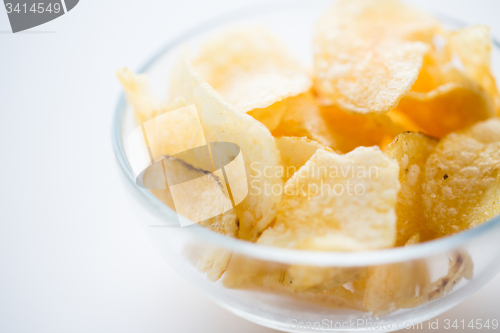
[170,55,284,241]
[449,25,500,113]
[271,92,338,148]
[117,68,186,124]
[423,118,500,235]
[247,99,288,131]
[397,77,495,138]
[275,136,325,181]
[191,27,311,113]
[258,147,400,251]
[386,109,424,133]
[313,0,439,114]
[410,45,460,93]
[321,105,411,153]
[385,132,439,245]
[363,260,430,316]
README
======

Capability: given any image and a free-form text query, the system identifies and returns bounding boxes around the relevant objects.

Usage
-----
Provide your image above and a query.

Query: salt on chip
[191,27,312,113]
[449,25,500,113]
[257,147,400,251]
[397,77,495,138]
[313,0,439,114]
[423,118,500,235]
[276,136,325,181]
[385,132,439,246]
[170,55,284,241]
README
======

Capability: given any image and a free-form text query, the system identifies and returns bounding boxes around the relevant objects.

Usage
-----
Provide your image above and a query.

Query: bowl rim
[111,0,500,267]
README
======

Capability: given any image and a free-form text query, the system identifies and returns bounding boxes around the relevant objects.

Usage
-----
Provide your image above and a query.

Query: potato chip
[271,92,338,148]
[449,25,500,113]
[170,55,284,241]
[191,27,311,113]
[386,109,424,134]
[423,118,500,235]
[258,146,400,251]
[410,45,460,93]
[247,99,288,131]
[117,68,186,124]
[397,77,495,138]
[363,260,430,316]
[385,132,439,245]
[117,67,216,170]
[276,136,326,181]
[321,105,411,153]
[313,0,439,114]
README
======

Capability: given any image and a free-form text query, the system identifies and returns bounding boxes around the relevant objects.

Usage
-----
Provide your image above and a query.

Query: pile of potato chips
[118,0,499,315]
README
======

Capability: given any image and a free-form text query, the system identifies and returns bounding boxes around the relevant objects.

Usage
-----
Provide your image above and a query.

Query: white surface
[1,1,500,332]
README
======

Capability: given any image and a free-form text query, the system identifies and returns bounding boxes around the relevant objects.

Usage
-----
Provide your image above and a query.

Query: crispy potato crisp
[397,76,495,138]
[271,92,338,148]
[321,105,408,153]
[192,27,311,113]
[449,25,500,113]
[276,136,325,181]
[385,132,439,245]
[423,118,500,235]
[258,147,400,251]
[171,55,283,241]
[314,0,440,114]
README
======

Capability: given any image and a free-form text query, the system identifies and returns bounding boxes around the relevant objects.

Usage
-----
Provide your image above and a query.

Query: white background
[1,1,500,332]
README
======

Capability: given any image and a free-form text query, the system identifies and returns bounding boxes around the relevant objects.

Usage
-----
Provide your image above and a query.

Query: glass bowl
[112,1,500,331]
